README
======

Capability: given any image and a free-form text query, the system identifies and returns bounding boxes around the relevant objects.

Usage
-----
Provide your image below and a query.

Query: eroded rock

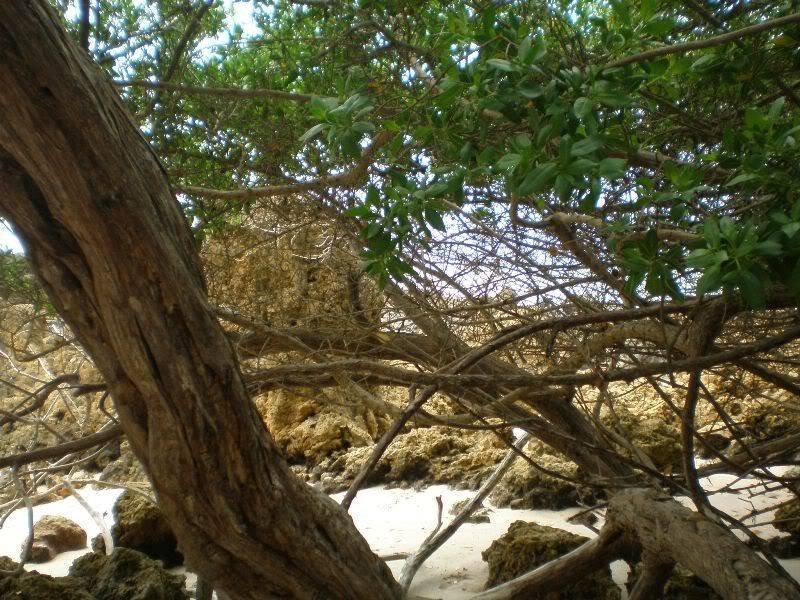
[0,556,92,599]
[449,498,490,523]
[308,426,508,492]
[26,515,87,563]
[96,491,182,567]
[70,547,188,600]
[481,521,619,599]
[490,442,596,510]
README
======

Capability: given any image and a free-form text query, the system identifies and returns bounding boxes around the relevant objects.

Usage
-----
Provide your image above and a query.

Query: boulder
[696,432,731,458]
[26,515,87,563]
[97,491,182,567]
[254,389,381,463]
[775,497,800,537]
[70,547,188,600]
[481,521,619,599]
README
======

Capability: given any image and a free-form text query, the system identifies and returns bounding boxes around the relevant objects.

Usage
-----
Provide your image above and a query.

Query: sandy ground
[0,471,799,599]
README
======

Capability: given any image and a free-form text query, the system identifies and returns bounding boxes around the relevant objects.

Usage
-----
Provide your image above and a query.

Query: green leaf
[299,123,326,143]
[690,54,717,72]
[518,162,558,195]
[345,205,372,218]
[496,153,522,171]
[696,265,723,295]
[738,270,765,308]
[487,58,515,72]
[351,121,375,134]
[570,137,603,157]
[425,208,447,231]
[518,83,544,99]
[768,96,786,120]
[725,173,758,187]
[704,220,721,247]
[365,185,380,206]
[598,158,627,179]
[755,240,782,256]
[573,97,593,120]
[567,158,596,176]
[719,217,737,241]
[640,0,657,20]
[782,222,800,238]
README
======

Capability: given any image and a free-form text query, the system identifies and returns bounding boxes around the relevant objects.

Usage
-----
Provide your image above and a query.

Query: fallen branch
[399,433,531,592]
[471,524,627,599]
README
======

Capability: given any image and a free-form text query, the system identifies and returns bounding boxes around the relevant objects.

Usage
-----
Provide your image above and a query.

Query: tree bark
[607,488,800,600]
[0,3,400,599]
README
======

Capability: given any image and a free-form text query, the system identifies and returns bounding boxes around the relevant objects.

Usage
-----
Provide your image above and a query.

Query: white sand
[0,472,798,599]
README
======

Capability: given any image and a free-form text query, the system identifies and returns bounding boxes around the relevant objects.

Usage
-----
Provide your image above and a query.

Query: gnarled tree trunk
[0,3,400,599]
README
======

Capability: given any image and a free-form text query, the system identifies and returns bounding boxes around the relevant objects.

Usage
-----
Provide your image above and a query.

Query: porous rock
[481,521,619,598]
[95,491,182,567]
[70,547,188,600]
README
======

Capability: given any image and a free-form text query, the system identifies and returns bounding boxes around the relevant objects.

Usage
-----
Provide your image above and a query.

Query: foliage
[53,0,800,303]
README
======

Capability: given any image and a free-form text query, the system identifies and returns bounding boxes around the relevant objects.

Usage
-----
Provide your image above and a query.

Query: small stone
[449,498,491,523]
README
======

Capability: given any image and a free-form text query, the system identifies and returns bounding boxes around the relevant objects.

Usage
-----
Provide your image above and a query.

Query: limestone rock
[26,515,87,563]
[490,443,595,510]
[254,389,381,463]
[70,547,188,600]
[99,443,149,487]
[697,432,731,459]
[481,521,619,598]
[103,491,182,567]
[310,427,507,492]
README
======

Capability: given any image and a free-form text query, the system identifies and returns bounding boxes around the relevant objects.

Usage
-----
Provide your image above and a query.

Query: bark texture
[0,3,400,599]
[608,488,800,600]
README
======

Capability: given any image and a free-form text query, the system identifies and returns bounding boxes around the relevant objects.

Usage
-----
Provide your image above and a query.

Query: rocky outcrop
[481,521,619,598]
[99,443,149,486]
[70,547,188,600]
[94,491,182,567]
[305,426,508,492]
[490,441,596,510]
[255,389,381,463]
[769,496,800,557]
[26,515,87,562]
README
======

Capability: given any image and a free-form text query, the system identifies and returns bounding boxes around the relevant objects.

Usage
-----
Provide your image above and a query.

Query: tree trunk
[0,3,400,599]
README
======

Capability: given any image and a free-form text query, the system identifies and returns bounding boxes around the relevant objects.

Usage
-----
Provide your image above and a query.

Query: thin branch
[115,79,319,103]
[399,433,531,592]
[0,423,123,469]
[605,13,800,69]
[178,131,392,200]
